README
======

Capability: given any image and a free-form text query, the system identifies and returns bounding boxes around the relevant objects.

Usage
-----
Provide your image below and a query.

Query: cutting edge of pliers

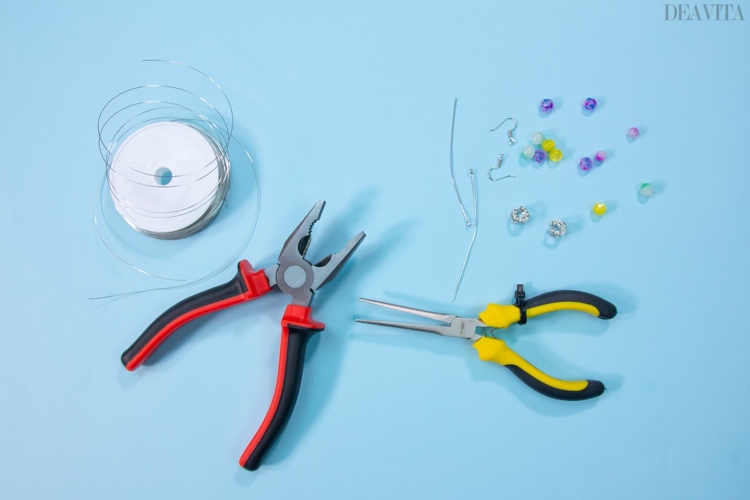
[272,199,366,306]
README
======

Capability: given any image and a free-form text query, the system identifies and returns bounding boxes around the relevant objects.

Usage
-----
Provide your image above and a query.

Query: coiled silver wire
[93,61,260,296]
[98,61,233,239]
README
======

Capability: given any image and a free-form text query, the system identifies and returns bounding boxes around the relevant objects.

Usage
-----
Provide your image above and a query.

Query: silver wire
[489,117,518,146]
[98,61,234,240]
[487,154,517,182]
[90,136,260,299]
[450,98,472,227]
[92,61,259,296]
[452,168,478,302]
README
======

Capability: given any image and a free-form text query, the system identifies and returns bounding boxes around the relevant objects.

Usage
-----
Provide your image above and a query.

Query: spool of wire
[95,61,260,295]
[107,121,230,239]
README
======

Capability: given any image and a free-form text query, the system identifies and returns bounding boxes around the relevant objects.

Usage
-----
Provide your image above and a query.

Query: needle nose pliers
[357,285,616,401]
[121,200,365,470]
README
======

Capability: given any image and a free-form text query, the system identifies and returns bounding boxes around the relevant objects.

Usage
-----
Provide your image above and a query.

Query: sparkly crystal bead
[548,220,567,237]
[511,206,530,224]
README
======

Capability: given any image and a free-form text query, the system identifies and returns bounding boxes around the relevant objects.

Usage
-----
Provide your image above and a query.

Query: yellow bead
[541,139,555,152]
[548,149,563,162]
[593,203,607,216]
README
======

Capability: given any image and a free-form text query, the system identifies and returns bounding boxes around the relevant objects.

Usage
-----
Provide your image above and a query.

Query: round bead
[511,206,530,224]
[531,132,544,145]
[592,202,607,216]
[628,127,640,139]
[639,182,654,197]
[595,150,607,162]
[548,149,563,162]
[548,220,567,238]
[522,146,535,159]
[579,157,593,171]
[583,98,597,111]
[533,149,547,163]
[539,99,554,113]
[541,139,555,152]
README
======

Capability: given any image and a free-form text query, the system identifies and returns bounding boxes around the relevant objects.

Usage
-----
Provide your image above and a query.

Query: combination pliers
[121,200,365,470]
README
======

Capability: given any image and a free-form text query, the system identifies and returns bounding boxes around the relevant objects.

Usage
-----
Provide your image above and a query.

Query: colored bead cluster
[579,150,607,172]
[523,131,563,164]
[526,99,650,207]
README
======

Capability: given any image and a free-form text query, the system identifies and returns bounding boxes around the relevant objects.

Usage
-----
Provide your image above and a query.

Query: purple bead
[594,150,606,162]
[533,149,547,163]
[628,127,640,139]
[583,98,597,111]
[579,157,593,171]
[539,99,554,113]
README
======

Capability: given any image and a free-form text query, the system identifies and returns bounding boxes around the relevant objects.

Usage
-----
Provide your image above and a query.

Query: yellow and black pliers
[356,285,616,401]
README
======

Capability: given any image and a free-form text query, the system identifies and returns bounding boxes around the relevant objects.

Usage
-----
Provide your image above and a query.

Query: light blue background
[2,1,749,498]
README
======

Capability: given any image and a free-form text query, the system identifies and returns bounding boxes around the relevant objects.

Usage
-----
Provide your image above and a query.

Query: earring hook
[490,117,518,146]
[488,154,516,182]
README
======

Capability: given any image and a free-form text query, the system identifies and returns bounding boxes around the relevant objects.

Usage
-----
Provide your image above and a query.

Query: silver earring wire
[488,154,516,182]
[490,117,518,146]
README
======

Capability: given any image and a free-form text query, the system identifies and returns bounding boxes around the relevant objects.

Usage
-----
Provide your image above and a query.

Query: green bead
[639,183,654,197]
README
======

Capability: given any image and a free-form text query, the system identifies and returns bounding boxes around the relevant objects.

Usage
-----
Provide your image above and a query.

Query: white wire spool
[93,61,260,296]
[107,121,226,238]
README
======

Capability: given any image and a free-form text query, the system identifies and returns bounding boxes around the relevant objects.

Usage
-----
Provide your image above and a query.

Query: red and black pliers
[121,200,365,471]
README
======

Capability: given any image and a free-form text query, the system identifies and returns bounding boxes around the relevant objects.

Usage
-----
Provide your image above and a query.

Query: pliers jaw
[356,298,485,341]
[275,200,366,306]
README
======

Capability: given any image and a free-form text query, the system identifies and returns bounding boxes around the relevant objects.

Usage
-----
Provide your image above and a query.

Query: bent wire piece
[487,154,516,182]
[490,117,518,146]
[449,98,472,228]
[452,168,477,302]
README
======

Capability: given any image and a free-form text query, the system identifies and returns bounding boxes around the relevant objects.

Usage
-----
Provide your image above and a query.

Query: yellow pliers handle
[474,290,616,401]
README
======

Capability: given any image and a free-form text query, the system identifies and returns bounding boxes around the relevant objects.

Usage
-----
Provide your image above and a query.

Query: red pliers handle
[121,261,324,470]
[120,200,365,471]
[122,261,272,371]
